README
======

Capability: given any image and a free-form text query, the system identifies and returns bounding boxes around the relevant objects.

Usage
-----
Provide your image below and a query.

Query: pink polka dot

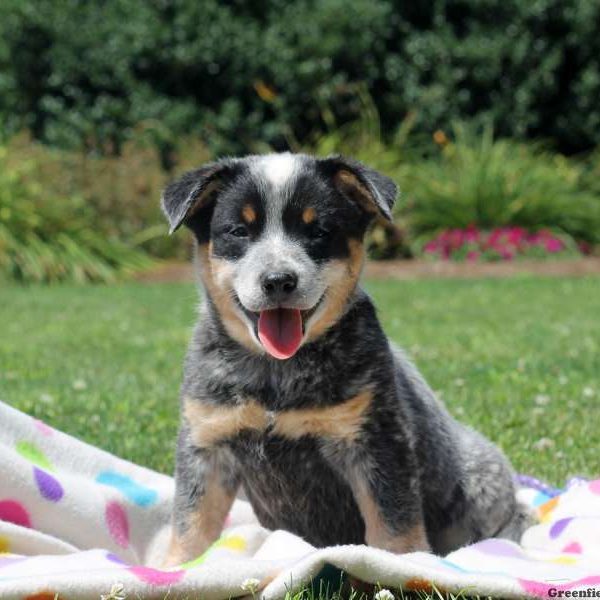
[589,480,600,495]
[105,501,129,548]
[128,566,185,585]
[0,500,31,528]
[562,541,583,554]
[34,420,53,437]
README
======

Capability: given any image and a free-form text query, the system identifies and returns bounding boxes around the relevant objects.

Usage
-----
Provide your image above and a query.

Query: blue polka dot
[96,470,158,507]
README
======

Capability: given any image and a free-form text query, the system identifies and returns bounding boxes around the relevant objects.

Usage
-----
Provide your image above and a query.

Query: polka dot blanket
[1,399,599,600]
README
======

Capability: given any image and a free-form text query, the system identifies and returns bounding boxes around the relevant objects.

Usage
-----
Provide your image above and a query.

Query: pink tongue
[258,308,303,359]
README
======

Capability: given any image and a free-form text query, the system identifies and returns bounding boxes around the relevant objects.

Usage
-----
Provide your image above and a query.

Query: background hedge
[1,0,599,157]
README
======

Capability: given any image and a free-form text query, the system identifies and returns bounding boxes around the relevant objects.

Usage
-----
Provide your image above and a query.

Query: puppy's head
[162,153,397,359]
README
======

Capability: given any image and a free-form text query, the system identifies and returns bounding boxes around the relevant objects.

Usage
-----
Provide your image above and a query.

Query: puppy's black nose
[261,272,298,299]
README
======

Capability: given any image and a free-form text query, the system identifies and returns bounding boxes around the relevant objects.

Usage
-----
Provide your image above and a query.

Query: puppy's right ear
[161,159,237,234]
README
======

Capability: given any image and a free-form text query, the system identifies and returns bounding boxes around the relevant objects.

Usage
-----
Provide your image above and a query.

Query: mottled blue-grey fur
[161,153,531,566]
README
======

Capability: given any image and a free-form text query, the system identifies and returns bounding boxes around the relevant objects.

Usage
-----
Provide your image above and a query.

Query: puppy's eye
[228,225,249,238]
[310,225,331,240]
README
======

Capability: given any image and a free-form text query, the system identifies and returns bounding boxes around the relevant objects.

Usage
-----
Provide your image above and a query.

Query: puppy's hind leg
[435,428,530,554]
[494,499,537,542]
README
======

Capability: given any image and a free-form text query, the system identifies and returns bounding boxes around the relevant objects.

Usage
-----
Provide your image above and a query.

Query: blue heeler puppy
[160,153,531,567]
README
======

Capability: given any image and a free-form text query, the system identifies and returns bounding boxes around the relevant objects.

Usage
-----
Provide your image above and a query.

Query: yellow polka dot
[180,535,247,570]
[0,536,10,554]
[218,535,246,552]
[549,555,578,565]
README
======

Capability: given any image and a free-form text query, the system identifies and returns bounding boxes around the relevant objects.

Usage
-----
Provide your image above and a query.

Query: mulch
[135,257,600,283]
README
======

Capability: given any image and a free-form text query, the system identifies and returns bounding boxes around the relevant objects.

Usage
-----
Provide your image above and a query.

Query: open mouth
[236,298,322,360]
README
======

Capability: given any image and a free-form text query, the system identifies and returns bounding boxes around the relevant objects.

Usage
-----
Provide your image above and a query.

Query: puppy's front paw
[161,532,207,569]
[367,523,431,554]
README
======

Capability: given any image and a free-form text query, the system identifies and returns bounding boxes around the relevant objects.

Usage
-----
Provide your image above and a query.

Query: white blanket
[1,400,599,599]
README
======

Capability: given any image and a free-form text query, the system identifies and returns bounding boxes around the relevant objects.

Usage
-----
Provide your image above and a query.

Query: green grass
[1,276,599,485]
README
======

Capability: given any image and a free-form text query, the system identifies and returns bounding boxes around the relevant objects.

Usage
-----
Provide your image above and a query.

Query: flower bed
[421,226,588,261]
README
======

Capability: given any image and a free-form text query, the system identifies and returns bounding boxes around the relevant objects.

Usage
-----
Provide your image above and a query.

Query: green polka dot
[16,441,54,471]
[180,535,246,569]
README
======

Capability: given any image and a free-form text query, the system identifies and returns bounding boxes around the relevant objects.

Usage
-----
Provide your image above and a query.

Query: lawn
[1,275,599,485]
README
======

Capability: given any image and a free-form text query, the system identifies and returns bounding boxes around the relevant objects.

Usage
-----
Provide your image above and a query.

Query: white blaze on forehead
[257,152,299,188]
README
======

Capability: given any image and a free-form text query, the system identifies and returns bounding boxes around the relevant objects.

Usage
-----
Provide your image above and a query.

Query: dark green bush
[1,0,599,156]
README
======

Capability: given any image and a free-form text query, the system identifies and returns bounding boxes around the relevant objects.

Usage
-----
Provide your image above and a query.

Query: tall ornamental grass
[0,146,152,283]
[400,125,600,249]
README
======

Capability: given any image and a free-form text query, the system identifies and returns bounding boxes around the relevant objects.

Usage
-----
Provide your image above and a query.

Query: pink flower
[544,237,564,253]
[424,240,439,254]
[486,229,502,248]
[507,227,526,246]
[498,247,515,260]
[464,224,480,243]
[421,226,576,261]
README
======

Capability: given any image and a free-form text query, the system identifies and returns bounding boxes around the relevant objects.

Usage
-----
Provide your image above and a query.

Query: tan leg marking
[307,239,365,341]
[197,243,259,353]
[353,479,430,554]
[184,397,269,448]
[242,203,256,224]
[274,389,372,441]
[163,470,236,568]
[302,206,317,224]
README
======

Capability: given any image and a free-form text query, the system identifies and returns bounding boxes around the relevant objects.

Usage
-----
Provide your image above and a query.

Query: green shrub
[4,131,211,262]
[399,125,600,249]
[0,144,153,283]
[1,0,599,156]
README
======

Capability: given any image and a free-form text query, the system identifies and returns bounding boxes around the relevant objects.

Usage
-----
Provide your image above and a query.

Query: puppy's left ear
[161,159,237,234]
[318,155,398,221]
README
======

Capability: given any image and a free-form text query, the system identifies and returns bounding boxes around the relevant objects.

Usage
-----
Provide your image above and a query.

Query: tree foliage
[1,0,599,155]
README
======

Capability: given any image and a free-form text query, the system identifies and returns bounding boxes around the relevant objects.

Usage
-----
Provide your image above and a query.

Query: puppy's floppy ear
[318,155,398,221]
[161,159,237,234]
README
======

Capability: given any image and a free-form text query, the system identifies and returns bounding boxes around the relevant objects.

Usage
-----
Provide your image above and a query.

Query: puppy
[161,153,530,567]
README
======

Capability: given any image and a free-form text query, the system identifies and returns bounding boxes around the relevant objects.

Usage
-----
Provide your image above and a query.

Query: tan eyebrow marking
[242,203,257,224]
[302,207,317,224]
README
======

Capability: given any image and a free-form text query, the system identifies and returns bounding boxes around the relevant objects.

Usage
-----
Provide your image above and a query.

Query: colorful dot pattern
[15,440,64,503]
[0,500,31,528]
[96,470,158,507]
[127,565,185,585]
[2,410,600,598]
[180,534,247,569]
[105,501,129,549]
